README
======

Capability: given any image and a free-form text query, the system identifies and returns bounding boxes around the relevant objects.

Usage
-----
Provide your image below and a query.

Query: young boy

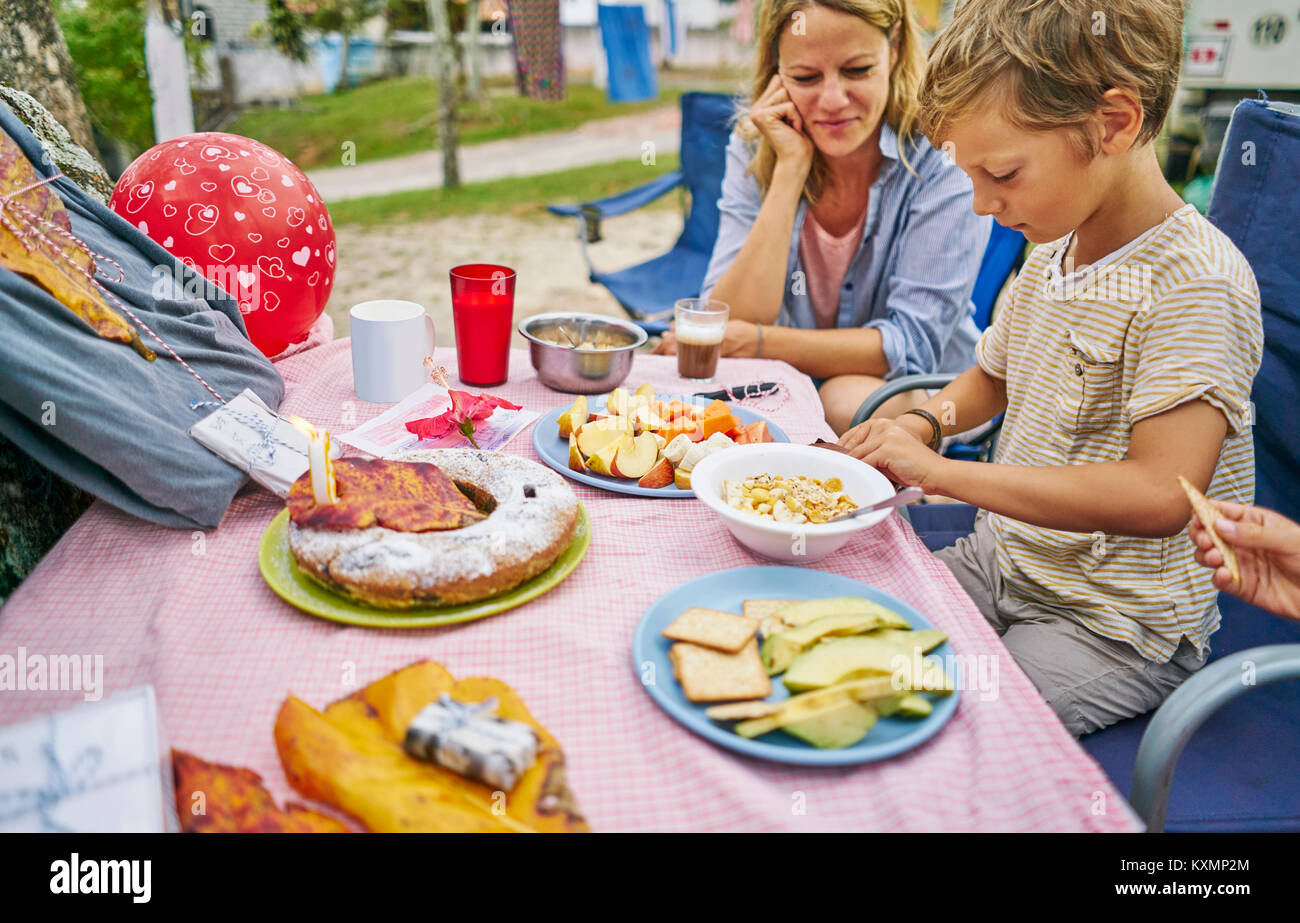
[838,0,1264,735]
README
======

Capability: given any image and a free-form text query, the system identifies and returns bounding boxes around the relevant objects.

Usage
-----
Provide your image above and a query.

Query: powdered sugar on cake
[288,449,579,602]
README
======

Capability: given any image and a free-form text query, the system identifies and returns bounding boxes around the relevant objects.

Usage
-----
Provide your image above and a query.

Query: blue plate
[531,393,790,498]
[632,566,959,766]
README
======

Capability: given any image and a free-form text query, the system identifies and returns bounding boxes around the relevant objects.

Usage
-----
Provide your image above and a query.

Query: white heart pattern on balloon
[184,202,219,236]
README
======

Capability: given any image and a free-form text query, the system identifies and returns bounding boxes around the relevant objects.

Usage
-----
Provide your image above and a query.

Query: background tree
[302,0,385,92]
[0,0,99,157]
[261,0,312,63]
[426,0,460,188]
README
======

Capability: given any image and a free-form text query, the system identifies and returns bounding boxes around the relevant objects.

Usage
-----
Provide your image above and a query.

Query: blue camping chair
[547,91,735,335]
[597,3,657,103]
[890,99,1300,831]
[848,219,1027,462]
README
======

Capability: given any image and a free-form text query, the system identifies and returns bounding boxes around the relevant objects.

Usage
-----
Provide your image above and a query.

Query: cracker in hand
[1178,475,1240,584]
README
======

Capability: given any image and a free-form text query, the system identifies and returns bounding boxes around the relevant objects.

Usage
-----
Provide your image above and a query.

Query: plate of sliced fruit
[531,382,790,497]
[632,566,959,765]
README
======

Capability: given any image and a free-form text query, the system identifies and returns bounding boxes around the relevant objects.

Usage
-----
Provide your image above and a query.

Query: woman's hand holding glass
[653,319,760,358]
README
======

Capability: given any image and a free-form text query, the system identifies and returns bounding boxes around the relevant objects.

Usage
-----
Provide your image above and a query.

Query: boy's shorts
[935,512,1206,736]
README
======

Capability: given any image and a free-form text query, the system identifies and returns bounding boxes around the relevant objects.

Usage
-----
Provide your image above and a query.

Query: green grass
[227,77,691,170]
[327,153,683,225]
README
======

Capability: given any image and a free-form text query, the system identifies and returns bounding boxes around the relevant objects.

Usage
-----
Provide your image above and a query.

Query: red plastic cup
[450,263,516,387]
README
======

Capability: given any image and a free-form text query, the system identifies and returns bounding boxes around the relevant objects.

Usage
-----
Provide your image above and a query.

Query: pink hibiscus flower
[405,390,522,449]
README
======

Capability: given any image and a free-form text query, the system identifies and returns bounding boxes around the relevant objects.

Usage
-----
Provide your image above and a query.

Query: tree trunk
[464,0,482,101]
[0,0,100,158]
[338,29,353,92]
[427,0,459,189]
[144,0,196,141]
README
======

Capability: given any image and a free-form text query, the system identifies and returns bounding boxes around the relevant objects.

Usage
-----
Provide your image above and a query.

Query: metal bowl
[518,312,648,394]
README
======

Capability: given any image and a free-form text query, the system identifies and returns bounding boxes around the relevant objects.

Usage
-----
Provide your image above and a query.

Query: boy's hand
[838,418,947,494]
[1191,501,1300,622]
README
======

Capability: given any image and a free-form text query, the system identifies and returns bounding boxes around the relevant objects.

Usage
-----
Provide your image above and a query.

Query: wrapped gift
[188,388,325,498]
[404,694,538,792]
[0,686,177,832]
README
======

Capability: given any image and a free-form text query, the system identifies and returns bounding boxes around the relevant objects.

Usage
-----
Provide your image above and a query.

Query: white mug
[349,300,436,403]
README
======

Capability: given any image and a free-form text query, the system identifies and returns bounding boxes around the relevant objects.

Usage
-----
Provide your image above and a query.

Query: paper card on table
[0,685,178,833]
[336,383,539,457]
[189,388,320,498]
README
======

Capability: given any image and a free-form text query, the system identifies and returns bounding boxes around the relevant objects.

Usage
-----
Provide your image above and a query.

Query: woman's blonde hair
[739,0,925,203]
[920,0,1184,158]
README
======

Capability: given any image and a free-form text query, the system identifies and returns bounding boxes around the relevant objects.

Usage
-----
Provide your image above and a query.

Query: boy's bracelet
[900,408,942,452]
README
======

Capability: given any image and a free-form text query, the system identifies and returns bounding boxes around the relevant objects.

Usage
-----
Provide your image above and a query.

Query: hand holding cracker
[1178,475,1240,584]
[1186,494,1300,623]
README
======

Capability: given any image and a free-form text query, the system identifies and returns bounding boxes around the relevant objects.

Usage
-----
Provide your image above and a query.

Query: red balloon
[109,132,336,357]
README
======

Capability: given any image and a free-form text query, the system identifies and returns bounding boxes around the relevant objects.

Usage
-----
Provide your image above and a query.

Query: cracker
[705,700,781,721]
[743,599,800,637]
[662,607,759,652]
[670,639,771,703]
[1178,475,1240,584]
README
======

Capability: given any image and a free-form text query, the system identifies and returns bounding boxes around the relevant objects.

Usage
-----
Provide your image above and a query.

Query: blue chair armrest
[547,170,684,220]
[1130,643,1300,832]
[849,374,959,427]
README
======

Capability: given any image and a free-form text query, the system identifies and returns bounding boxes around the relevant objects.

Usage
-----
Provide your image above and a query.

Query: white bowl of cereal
[689,443,897,564]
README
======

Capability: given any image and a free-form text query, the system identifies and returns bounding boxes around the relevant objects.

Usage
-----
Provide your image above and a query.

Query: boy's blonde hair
[920,0,1184,157]
[739,0,925,201]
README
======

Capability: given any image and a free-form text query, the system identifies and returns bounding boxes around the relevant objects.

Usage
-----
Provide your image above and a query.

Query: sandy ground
[324,208,685,346]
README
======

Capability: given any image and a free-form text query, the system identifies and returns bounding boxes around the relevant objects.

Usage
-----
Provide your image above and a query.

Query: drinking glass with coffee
[674,298,729,381]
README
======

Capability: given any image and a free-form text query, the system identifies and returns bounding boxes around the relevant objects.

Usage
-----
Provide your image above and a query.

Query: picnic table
[0,326,1142,832]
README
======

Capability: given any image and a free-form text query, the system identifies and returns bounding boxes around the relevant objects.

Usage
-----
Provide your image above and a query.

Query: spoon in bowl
[825,486,924,523]
[556,324,581,348]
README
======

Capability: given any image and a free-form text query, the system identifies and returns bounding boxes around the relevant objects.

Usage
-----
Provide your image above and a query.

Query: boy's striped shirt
[975,205,1263,662]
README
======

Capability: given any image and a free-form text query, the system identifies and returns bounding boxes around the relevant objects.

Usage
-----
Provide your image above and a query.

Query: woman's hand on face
[750,74,814,179]
[653,320,758,358]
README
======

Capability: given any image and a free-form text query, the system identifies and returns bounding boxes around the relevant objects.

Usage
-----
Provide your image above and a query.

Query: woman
[656,0,990,434]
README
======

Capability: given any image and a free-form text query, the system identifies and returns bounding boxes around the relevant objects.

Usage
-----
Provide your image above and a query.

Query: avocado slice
[731,676,898,739]
[783,636,953,695]
[783,699,879,749]
[773,597,911,630]
[865,628,948,654]
[896,694,934,718]
[875,692,934,718]
[760,612,903,675]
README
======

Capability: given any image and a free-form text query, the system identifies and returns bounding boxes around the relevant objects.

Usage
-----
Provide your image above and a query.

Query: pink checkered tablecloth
[0,333,1141,832]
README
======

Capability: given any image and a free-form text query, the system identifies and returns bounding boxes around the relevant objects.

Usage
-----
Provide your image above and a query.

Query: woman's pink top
[799,202,868,329]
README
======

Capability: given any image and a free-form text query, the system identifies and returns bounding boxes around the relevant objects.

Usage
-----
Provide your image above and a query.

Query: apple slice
[557,395,589,439]
[634,382,656,400]
[631,404,669,433]
[611,432,659,479]
[587,434,632,476]
[606,387,631,418]
[568,435,588,473]
[576,425,626,458]
[637,456,674,489]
